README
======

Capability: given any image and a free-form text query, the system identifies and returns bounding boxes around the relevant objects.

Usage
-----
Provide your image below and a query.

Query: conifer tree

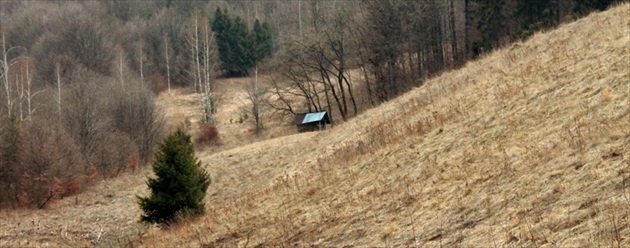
[212,8,235,73]
[230,16,253,74]
[514,0,556,38]
[212,8,275,76]
[252,19,274,63]
[574,0,620,14]
[138,128,210,226]
[471,0,506,56]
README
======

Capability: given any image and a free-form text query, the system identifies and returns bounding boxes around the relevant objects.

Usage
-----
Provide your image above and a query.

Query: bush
[18,121,85,208]
[194,124,220,147]
[0,117,21,208]
[137,128,210,226]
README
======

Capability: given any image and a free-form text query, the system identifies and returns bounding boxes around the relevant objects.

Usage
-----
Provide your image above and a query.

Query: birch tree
[23,59,43,120]
[55,61,61,121]
[201,21,216,124]
[115,46,126,88]
[164,34,171,95]
[187,12,217,124]
[136,40,145,86]
[1,32,12,116]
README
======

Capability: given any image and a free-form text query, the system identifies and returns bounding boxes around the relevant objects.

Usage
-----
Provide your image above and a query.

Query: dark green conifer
[212,8,275,76]
[138,128,210,226]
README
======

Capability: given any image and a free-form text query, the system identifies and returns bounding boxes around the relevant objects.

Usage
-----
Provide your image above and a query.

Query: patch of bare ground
[1,3,628,247]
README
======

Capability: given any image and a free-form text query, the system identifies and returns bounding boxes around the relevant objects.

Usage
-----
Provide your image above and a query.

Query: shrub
[194,124,220,147]
[18,121,85,209]
[138,128,210,226]
[0,117,21,208]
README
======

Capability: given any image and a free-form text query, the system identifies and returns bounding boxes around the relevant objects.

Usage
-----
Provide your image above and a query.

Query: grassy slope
[146,4,629,247]
[1,3,628,247]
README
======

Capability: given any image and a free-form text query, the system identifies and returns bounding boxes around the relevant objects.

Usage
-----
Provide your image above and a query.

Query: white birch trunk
[26,62,33,119]
[204,23,212,123]
[118,50,124,88]
[164,35,171,95]
[18,65,23,120]
[56,63,62,120]
[298,0,302,37]
[137,42,145,87]
[2,33,11,116]
[193,16,204,123]
[24,61,43,120]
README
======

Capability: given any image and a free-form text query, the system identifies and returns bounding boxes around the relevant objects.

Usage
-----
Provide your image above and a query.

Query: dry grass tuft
[1,3,629,247]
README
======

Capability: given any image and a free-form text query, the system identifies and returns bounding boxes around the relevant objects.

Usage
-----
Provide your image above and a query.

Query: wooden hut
[294,111,331,133]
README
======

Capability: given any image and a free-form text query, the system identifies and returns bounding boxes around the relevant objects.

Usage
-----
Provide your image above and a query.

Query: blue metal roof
[302,112,327,124]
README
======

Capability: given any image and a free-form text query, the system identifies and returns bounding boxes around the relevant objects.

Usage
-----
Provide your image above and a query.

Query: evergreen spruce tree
[212,8,275,76]
[230,16,252,74]
[212,8,235,73]
[471,0,506,56]
[137,128,210,226]
[252,19,274,63]
[514,0,555,39]
[574,0,620,15]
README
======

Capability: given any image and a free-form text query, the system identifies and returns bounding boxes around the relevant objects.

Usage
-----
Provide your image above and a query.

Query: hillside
[1,3,629,247]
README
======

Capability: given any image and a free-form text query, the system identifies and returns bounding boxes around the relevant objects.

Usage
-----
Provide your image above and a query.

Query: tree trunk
[203,23,212,124]
[164,35,171,95]
[449,0,459,67]
[2,33,11,117]
[464,0,470,61]
[18,65,24,120]
[55,62,62,121]
[117,49,125,88]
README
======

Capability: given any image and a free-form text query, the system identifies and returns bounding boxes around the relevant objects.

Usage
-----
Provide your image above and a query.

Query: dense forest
[0,0,623,209]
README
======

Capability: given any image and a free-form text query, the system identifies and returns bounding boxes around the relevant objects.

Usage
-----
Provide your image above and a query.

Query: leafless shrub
[62,79,107,167]
[195,124,220,148]
[30,2,115,82]
[0,116,20,208]
[94,132,135,179]
[106,80,165,164]
[18,120,85,208]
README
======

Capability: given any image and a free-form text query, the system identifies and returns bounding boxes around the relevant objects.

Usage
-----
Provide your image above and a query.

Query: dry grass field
[157,76,298,152]
[1,3,629,247]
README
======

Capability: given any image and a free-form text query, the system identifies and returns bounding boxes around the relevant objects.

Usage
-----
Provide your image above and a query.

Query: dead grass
[0,168,151,247]
[1,3,629,247]
[157,76,299,153]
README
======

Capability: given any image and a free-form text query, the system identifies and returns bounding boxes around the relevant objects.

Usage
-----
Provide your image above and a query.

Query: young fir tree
[138,128,210,226]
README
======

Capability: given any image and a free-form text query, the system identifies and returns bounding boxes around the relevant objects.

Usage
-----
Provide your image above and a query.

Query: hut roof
[302,112,327,124]
[293,111,331,125]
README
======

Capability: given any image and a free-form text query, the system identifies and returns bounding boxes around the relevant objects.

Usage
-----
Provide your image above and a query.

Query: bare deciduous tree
[19,121,84,209]
[186,12,217,124]
[245,67,267,133]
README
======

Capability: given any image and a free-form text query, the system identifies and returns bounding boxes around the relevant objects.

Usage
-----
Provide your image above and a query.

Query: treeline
[0,0,622,208]
[265,0,624,125]
[382,0,625,97]
[0,1,174,209]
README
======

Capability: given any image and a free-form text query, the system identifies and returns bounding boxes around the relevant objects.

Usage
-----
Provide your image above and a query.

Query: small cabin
[294,111,331,133]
